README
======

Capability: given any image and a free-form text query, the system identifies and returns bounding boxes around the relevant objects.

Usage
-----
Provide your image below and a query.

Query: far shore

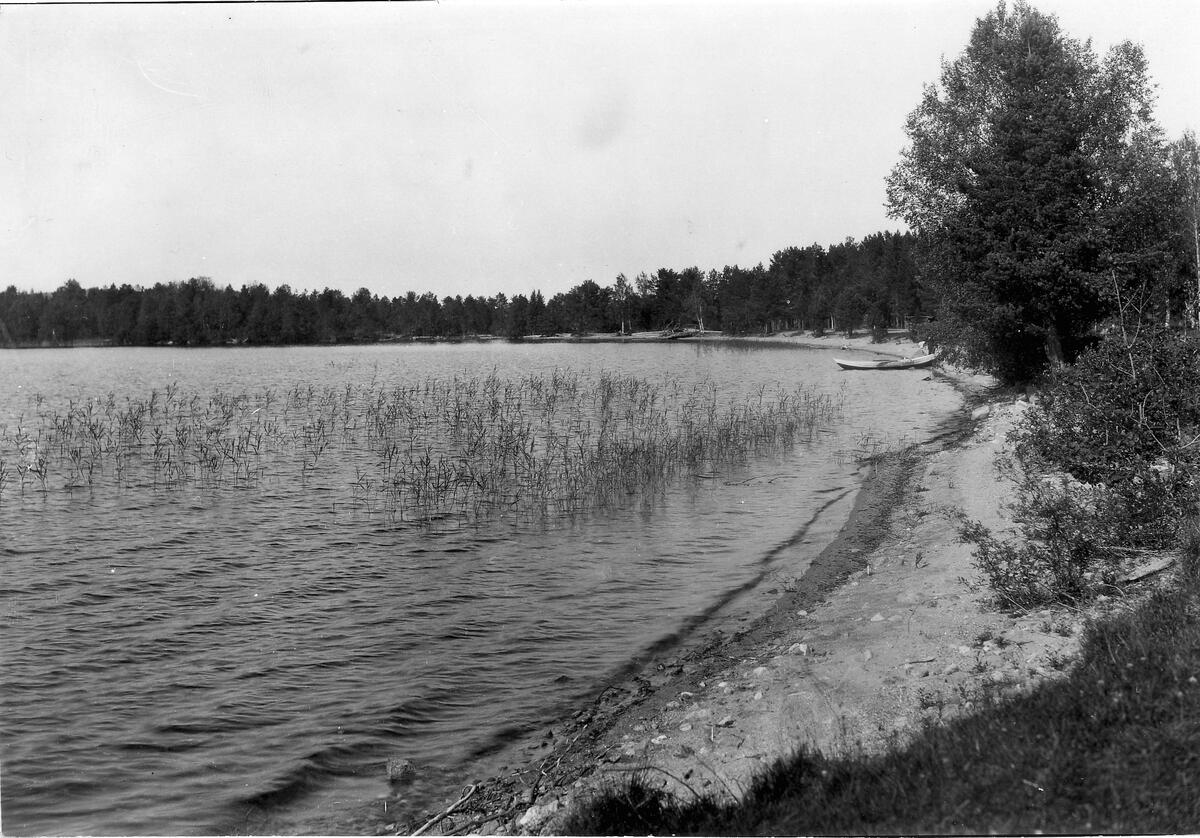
[2,327,925,354]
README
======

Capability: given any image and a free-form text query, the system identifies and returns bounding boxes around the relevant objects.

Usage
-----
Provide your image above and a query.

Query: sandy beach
[383,337,1097,836]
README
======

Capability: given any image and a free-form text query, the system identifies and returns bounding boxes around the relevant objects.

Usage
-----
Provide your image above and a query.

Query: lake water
[0,341,961,835]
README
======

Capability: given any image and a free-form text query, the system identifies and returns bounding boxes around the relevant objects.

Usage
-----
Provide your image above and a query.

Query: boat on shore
[834,352,939,371]
[661,327,700,340]
[624,327,702,341]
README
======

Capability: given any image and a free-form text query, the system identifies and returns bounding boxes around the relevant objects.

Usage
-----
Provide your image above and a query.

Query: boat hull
[834,353,938,371]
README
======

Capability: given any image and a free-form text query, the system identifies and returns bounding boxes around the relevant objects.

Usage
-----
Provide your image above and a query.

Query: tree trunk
[1193,217,1199,329]
[1044,323,1065,367]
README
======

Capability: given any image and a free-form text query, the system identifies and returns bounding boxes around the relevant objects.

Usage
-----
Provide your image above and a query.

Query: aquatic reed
[0,370,842,523]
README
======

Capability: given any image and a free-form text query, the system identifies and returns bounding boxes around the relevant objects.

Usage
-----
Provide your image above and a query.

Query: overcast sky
[3,0,1197,301]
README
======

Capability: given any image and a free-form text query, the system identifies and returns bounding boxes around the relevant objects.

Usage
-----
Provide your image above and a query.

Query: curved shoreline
[343,348,1017,836]
[356,449,927,836]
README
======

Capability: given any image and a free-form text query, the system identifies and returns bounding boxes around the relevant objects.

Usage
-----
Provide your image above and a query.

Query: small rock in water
[386,758,416,784]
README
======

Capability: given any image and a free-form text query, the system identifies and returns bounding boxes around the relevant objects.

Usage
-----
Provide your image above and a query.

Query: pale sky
[3,0,1197,301]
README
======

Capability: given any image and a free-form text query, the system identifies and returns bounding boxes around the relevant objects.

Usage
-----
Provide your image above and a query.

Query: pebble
[870,613,885,622]
[679,723,693,732]
[517,799,560,830]
[787,643,809,656]
[752,666,768,678]
[862,649,873,662]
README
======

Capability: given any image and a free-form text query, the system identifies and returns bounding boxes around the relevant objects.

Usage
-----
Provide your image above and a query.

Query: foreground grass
[563,528,1200,835]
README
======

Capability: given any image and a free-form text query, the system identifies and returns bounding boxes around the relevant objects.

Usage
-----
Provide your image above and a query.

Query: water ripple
[0,343,961,835]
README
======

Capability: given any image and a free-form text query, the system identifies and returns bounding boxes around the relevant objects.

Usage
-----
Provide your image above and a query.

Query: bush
[1020,329,1200,487]
[963,329,1200,608]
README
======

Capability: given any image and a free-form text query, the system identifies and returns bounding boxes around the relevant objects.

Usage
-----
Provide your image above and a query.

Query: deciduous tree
[887,1,1178,384]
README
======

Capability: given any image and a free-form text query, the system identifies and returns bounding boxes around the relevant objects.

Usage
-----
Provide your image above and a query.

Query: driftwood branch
[1119,556,1176,584]
[412,784,478,837]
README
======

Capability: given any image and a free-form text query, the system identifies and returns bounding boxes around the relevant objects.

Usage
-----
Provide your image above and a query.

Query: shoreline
[365,346,1070,836]
[376,447,933,836]
[320,334,1052,837]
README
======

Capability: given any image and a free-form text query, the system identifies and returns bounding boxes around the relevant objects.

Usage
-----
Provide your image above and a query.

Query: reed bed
[0,370,842,525]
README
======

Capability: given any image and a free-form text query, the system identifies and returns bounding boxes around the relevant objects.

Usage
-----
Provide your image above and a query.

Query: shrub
[963,329,1200,607]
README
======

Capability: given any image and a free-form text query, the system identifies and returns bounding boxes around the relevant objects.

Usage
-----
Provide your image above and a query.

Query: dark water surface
[0,342,960,835]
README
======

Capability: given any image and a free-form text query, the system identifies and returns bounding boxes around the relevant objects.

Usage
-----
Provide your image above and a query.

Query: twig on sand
[412,784,478,836]
[444,801,526,836]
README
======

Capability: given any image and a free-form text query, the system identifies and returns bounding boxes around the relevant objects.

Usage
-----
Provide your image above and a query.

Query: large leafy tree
[887,1,1177,384]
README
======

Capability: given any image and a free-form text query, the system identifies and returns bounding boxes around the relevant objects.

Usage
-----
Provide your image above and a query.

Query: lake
[0,340,961,835]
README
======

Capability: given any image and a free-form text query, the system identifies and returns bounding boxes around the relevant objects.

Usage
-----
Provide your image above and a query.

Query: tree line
[0,231,929,347]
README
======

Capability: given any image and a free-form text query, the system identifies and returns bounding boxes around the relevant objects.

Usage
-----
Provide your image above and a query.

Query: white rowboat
[834,352,939,371]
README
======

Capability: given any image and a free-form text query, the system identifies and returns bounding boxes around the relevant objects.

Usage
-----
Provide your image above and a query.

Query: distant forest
[1,231,929,347]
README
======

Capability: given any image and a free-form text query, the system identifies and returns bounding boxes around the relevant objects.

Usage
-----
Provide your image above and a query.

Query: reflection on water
[0,342,960,835]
